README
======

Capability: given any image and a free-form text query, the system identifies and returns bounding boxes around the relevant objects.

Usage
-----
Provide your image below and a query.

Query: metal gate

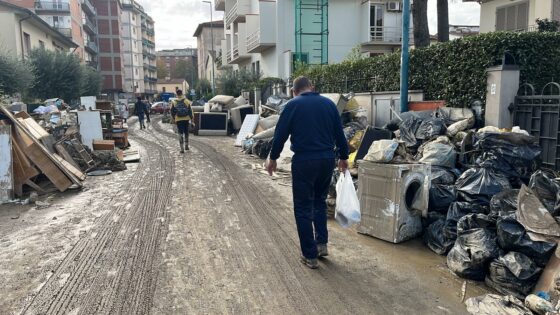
[513,82,560,170]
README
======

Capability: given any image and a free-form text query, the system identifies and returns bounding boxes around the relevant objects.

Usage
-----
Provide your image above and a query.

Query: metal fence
[513,82,560,170]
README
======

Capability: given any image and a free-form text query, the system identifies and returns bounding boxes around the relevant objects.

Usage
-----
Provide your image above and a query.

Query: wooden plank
[20,117,50,140]
[14,111,31,119]
[0,106,82,188]
[0,126,13,202]
[53,154,86,181]
[11,135,39,197]
[12,126,72,192]
[54,142,80,169]
[93,139,115,151]
[24,179,46,195]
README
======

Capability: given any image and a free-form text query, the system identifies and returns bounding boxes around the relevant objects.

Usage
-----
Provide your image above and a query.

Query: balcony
[83,16,97,35]
[86,60,98,69]
[215,0,225,11]
[368,26,414,44]
[81,0,96,16]
[145,89,158,95]
[35,1,70,12]
[225,0,250,27]
[85,41,98,54]
[55,27,72,38]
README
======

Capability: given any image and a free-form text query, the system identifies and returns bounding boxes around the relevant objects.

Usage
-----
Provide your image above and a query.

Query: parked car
[150,102,169,114]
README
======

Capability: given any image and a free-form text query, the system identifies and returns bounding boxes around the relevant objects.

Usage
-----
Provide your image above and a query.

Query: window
[496,2,528,31]
[256,61,260,76]
[23,32,31,56]
[39,40,45,48]
[135,55,138,62]
[135,68,138,75]
[370,4,383,40]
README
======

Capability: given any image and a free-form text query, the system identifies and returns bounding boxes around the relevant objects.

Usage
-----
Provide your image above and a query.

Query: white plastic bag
[364,139,399,163]
[335,170,361,228]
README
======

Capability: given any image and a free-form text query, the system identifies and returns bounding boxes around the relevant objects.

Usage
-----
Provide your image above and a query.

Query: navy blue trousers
[291,158,335,259]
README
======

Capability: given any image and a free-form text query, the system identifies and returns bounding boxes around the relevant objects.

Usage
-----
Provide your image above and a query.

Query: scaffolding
[295,0,328,66]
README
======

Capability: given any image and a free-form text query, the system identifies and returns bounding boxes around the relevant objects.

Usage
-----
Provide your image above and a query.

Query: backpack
[174,99,192,118]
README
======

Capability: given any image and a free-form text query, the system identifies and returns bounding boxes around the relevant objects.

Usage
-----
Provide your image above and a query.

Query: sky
[136,0,480,51]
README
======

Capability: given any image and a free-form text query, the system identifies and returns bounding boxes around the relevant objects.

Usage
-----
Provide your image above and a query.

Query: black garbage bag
[431,166,458,185]
[429,185,456,213]
[489,189,520,220]
[423,211,447,228]
[385,110,434,131]
[455,167,512,206]
[415,118,446,140]
[485,252,542,299]
[443,202,488,241]
[399,117,422,149]
[424,219,455,255]
[497,218,556,267]
[252,138,274,159]
[265,94,289,114]
[529,170,560,216]
[475,132,541,182]
[447,214,499,280]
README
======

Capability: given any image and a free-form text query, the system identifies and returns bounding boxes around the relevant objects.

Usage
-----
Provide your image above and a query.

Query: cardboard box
[92,139,115,151]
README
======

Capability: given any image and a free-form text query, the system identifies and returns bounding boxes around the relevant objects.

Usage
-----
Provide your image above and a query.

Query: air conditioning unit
[387,1,402,12]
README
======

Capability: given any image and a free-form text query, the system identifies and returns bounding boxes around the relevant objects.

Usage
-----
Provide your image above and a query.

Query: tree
[0,50,35,96]
[80,66,102,96]
[29,49,82,102]
[437,0,449,42]
[412,0,430,48]
[195,79,212,100]
[156,59,168,79]
[536,18,560,32]
[217,69,260,96]
[171,59,197,86]
[344,45,366,62]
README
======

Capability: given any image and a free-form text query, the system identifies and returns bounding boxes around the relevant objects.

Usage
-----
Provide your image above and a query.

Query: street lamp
[202,0,215,94]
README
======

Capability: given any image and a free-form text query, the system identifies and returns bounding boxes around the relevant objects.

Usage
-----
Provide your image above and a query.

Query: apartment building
[156,48,198,83]
[82,0,98,68]
[467,0,560,33]
[5,0,85,58]
[0,0,77,59]
[193,20,224,88]
[141,9,157,96]
[215,0,412,80]
[121,0,144,98]
[92,0,124,100]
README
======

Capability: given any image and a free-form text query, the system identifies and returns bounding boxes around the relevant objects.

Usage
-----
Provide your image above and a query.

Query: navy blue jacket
[269,92,349,162]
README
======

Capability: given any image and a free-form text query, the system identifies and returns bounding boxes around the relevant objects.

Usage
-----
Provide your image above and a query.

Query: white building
[466,0,560,33]
[216,0,412,81]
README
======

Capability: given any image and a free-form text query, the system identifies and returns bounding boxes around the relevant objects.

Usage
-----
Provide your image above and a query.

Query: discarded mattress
[209,95,235,107]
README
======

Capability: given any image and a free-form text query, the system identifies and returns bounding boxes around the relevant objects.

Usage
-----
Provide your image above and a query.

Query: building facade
[121,0,144,98]
[156,79,189,94]
[82,0,98,68]
[193,20,224,89]
[0,0,77,59]
[216,0,412,81]
[156,48,198,84]
[473,0,560,33]
[92,0,124,100]
[141,8,157,96]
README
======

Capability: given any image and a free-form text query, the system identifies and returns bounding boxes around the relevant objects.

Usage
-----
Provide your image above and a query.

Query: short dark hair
[292,76,312,94]
[137,96,141,101]
[176,89,183,96]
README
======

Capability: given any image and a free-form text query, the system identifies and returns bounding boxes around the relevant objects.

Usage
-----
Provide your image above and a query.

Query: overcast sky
[137,0,480,51]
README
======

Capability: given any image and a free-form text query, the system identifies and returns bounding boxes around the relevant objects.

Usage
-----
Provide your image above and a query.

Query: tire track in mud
[150,118,394,314]
[22,120,174,315]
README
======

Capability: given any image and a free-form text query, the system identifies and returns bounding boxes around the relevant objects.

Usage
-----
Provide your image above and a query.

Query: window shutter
[506,5,516,30]
[516,2,528,31]
[496,7,506,30]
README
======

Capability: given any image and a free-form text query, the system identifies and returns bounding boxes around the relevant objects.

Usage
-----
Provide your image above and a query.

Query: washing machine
[357,161,430,243]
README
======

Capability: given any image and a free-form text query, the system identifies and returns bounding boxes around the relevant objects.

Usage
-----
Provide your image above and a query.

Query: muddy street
[0,117,488,315]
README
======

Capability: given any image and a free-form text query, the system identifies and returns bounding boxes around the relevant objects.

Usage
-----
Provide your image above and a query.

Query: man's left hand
[266,159,277,176]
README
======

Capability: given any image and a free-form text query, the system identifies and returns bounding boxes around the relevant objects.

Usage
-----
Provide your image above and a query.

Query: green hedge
[294,32,560,107]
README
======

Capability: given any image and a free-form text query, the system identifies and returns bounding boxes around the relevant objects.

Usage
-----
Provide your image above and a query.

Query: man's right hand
[266,159,277,176]
[338,159,349,173]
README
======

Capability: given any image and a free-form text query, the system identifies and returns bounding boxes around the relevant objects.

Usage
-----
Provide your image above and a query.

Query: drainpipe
[399,0,411,113]
[19,13,33,61]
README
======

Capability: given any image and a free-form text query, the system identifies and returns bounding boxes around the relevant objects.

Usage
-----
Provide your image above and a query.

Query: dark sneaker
[317,244,329,258]
[180,149,185,154]
[185,146,190,151]
[300,256,319,269]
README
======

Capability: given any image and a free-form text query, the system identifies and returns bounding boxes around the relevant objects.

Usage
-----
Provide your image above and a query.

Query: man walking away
[170,89,193,153]
[134,97,146,129]
[144,100,151,123]
[266,76,349,269]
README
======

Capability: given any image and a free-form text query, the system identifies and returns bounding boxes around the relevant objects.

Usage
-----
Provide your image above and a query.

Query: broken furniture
[357,161,430,243]
[77,110,103,150]
[198,112,229,136]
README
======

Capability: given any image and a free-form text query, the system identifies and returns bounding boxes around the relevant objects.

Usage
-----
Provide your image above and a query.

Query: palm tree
[437,0,450,42]
[412,0,430,47]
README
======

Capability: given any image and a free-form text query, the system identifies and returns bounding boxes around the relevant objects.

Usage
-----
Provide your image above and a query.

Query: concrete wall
[0,11,18,55]
[353,91,425,127]
[328,0,365,63]
[480,0,553,32]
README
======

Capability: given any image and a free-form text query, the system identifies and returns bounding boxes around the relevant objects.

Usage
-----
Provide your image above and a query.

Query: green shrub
[294,32,560,107]
[0,51,35,96]
[29,49,82,102]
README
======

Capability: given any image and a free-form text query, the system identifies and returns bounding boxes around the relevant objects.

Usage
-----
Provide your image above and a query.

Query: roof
[157,79,186,84]
[0,0,78,48]
[193,20,224,37]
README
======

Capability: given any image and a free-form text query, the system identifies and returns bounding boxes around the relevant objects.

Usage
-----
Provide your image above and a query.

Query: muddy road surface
[0,116,488,315]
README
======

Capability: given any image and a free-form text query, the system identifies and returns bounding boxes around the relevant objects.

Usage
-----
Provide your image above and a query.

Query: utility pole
[202,0,215,94]
[399,0,411,113]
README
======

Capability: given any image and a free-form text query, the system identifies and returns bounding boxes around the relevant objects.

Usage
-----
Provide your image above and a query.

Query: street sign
[190,89,196,96]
